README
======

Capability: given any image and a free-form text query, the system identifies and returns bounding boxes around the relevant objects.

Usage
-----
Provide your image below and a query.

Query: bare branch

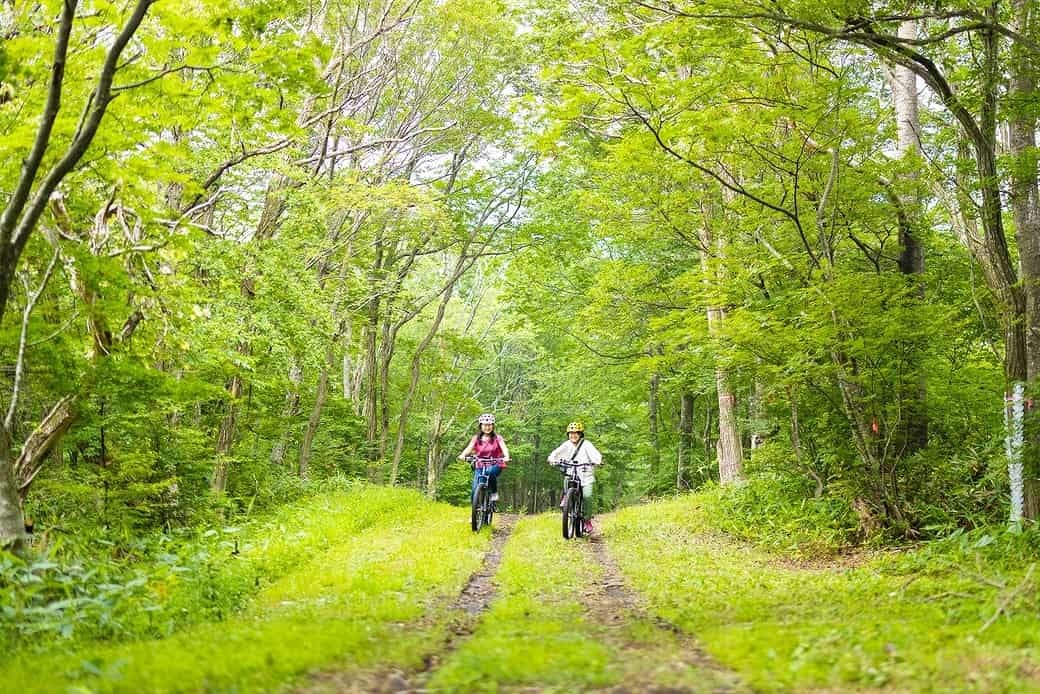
[292,122,459,166]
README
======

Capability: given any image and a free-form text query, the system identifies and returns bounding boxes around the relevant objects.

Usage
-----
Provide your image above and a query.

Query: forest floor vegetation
[2,483,1039,692]
[1,483,490,692]
[606,493,1040,692]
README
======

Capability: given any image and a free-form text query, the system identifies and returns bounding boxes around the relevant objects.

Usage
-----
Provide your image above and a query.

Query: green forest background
[3,0,1040,683]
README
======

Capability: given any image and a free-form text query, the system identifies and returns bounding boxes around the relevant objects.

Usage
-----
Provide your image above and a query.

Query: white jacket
[548,439,602,484]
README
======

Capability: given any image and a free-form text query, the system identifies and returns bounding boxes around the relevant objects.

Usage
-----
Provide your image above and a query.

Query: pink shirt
[470,434,506,467]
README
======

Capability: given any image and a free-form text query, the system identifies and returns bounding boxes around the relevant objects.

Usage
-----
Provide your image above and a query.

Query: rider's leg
[581,482,595,532]
[486,465,502,499]
[470,467,481,502]
[582,481,595,516]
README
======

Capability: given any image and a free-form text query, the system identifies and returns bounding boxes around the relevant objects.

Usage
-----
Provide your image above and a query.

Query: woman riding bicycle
[548,421,602,534]
[458,413,511,503]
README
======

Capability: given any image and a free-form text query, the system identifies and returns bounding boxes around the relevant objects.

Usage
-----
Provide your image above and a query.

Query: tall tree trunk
[887,19,928,455]
[271,364,303,465]
[713,361,743,484]
[678,391,694,489]
[425,407,445,498]
[212,374,242,493]
[363,234,384,479]
[390,260,467,484]
[700,202,744,484]
[648,372,660,477]
[1010,0,1040,521]
[378,312,394,461]
[298,352,332,480]
[750,378,768,450]
[0,0,155,545]
[0,433,23,550]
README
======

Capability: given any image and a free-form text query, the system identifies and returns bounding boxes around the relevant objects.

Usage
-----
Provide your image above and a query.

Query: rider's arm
[547,441,567,464]
[499,436,511,462]
[458,436,476,461]
[584,440,603,466]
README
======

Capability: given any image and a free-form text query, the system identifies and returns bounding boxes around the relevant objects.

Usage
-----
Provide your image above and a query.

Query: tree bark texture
[886,19,928,455]
[700,200,744,484]
[14,395,76,502]
[0,0,155,547]
[211,374,242,493]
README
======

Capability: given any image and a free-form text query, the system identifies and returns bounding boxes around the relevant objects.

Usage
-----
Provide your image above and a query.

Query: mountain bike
[554,461,588,540]
[467,456,504,532]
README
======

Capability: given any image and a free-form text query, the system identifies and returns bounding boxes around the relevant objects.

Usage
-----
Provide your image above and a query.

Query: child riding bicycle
[548,421,602,534]
[458,413,511,503]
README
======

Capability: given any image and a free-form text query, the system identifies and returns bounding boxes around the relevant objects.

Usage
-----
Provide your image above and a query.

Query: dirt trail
[294,515,749,693]
[451,512,518,616]
[293,514,519,693]
[581,533,750,693]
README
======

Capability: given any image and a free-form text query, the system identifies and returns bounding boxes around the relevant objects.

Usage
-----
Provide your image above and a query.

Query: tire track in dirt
[294,513,519,693]
[582,532,751,693]
[405,512,520,690]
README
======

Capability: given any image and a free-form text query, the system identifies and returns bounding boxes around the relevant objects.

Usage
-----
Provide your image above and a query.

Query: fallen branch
[979,563,1036,633]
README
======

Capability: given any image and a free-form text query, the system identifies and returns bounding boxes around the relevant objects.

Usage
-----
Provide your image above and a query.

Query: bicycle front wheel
[472,485,487,532]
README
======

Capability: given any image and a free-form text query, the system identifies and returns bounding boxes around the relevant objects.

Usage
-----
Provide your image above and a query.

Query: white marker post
[1006,383,1025,526]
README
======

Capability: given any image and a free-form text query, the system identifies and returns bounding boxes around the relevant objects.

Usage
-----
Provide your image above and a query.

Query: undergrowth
[696,476,861,556]
[0,480,437,650]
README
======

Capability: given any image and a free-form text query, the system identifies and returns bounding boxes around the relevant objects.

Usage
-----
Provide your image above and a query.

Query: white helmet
[478,413,495,425]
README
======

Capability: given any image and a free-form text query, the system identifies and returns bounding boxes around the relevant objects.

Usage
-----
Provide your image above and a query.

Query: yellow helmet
[566,421,584,433]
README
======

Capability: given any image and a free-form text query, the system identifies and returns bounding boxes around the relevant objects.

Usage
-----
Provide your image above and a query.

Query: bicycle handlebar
[466,455,506,467]
[551,460,591,468]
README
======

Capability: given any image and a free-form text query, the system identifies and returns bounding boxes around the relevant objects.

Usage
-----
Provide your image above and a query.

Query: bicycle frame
[553,461,587,539]
[468,456,504,532]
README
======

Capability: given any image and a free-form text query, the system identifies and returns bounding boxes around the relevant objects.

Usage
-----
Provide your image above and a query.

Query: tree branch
[0,0,77,246]
[5,250,60,431]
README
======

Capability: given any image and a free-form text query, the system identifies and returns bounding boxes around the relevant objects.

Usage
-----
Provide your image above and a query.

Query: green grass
[430,513,746,692]
[605,494,1040,693]
[10,484,1040,692]
[2,481,431,649]
[428,514,614,692]
[1,486,490,693]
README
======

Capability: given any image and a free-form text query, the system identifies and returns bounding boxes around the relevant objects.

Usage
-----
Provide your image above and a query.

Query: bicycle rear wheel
[484,494,495,527]
[574,492,585,538]
[472,485,487,532]
[561,488,575,539]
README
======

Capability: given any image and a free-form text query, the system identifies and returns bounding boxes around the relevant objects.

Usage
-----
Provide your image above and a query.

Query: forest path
[318,512,751,693]
[576,531,749,692]
[293,513,519,693]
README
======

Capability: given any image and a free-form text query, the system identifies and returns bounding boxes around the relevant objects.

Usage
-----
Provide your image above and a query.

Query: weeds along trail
[604,496,1040,692]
